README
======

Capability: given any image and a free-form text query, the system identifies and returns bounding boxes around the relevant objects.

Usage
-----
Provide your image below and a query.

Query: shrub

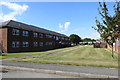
[2,53,7,56]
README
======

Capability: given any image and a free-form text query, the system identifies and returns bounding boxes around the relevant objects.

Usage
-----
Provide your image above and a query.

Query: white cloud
[64,22,70,31]
[0,2,29,22]
[58,22,71,33]
[58,23,63,28]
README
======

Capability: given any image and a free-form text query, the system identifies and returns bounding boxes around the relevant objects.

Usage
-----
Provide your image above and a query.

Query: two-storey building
[0,20,71,53]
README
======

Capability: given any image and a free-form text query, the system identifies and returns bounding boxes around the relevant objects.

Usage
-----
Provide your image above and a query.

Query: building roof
[0,20,68,37]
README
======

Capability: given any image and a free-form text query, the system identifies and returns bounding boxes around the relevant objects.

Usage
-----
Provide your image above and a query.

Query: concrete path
[1,61,118,78]
[2,46,83,61]
[2,69,79,78]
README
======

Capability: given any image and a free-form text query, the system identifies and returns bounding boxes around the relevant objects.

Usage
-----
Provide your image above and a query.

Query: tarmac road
[1,61,119,77]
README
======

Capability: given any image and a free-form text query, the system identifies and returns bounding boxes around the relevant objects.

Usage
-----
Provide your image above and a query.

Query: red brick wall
[6,27,70,53]
[118,38,120,53]
[107,38,120,54]
[0,28,8,53]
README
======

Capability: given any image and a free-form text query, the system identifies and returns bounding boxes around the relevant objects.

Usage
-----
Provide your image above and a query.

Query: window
[45,42,52,46]
[33,33,38,37]
[39,34,43,38]
[65,38,68,40]
[49,42,52,45]
[33,42,38,47]
[12,41,19,48]
[62,37,64,40]
[56,37,59,40]
[12,29,20,35]
[53,36,56,39]
[45,42,48,46]
[39,42,43,46]
[23,31,28,36]
[46,35,53,38]
[23,42,29,47]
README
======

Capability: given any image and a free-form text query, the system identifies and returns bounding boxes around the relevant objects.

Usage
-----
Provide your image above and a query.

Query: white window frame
[39,42,43,46]
[12,42,15,48]
[39,34,43,38]
[12,41,19,48]
[46,35,53,38]
[49,42,52,45]
[33,42,38,47]
[12,29,20,36]
[23,42,29,47]
[45,42,48,46]
[33,33,38,37]
[56,37,59,40]
[23,31,28,37]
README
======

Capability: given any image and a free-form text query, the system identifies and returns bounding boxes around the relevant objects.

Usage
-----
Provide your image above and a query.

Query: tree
[92,1,120,58]
[83,38,92,42]
[69,34,82,45]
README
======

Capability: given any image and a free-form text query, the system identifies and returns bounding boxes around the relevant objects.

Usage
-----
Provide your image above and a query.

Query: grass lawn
[14,45,119,68]
[0,46,77,59]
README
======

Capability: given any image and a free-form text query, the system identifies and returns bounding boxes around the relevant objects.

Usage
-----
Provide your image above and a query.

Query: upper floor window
[56,37,59,40]
[39,42,43,46]
[62,37,64,40]
[12,29,20,35]
[46,34,53,38]
[39,34,43,38]
[12,41,19,48]
[23,42,29,47]
[53,36,56,39]
[22,31,28,37]
[33,33,38,37]
[33,42,38,47]
[65,38,68,40]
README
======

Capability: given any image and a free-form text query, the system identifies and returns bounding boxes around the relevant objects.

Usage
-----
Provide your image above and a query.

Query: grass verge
[0,46,77,59]
[13,45,119,68]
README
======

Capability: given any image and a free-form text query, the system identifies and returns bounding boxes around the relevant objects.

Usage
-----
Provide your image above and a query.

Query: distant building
[106,25,120,53]
[93,42,107,48]
[79,41,95,45]
[107,35,120,53]
[0,20,71,53]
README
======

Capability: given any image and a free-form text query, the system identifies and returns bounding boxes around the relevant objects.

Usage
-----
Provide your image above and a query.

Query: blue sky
[1,2,115,39]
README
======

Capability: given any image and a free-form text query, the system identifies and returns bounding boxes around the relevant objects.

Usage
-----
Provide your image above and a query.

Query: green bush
[2,53,8,56]
[88,43,93,45]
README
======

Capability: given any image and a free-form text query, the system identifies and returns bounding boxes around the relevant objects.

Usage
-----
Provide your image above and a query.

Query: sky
[0,2,116,39]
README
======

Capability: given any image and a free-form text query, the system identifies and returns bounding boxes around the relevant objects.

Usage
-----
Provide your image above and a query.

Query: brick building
[107,24,120,53]
[107,36,120,54]
[0,20,71,53]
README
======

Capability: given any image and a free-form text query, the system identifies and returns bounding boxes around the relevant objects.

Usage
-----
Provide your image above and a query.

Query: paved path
[2,69,79,78]
[1,61,118,77]
[2,46,83,61]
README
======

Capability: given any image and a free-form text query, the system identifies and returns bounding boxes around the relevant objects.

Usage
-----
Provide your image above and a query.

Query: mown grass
[0,46,76,59]
[14,45,119,68]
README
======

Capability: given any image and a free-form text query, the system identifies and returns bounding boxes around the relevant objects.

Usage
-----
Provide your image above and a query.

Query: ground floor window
[33,42,38,47]
[45,42,52,46]
[23,42,29,47]
[12,41,19,48]
[39,42,43,46]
